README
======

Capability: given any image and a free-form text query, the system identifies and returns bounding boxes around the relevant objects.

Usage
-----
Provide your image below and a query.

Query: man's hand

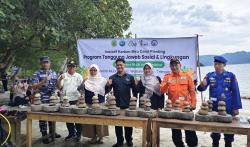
[59,74,65,80]
[107,79,112,86]
[166,80,172,86]
[200,79,207,87]
[134,77,140,85]
[46,76,51,81]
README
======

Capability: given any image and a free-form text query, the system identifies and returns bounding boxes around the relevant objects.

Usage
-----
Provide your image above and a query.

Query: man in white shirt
[57,60,83,142]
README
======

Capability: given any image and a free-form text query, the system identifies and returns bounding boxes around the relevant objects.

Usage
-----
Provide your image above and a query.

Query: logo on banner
[128,40,137,47]
[119,40,126,47]
[151,40,158,46]
[111,40,117,47]
[139,40,148,46]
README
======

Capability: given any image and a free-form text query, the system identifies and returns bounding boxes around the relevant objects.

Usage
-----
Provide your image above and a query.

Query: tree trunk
[0,49,15,74]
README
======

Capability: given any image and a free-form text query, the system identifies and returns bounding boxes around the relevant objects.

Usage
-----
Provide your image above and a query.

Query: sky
[126,0,250,55]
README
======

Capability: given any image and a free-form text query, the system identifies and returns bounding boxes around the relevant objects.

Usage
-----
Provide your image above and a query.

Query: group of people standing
[31,55,242,147]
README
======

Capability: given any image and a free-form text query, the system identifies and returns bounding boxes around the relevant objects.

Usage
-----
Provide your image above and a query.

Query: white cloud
[126,0,250,55]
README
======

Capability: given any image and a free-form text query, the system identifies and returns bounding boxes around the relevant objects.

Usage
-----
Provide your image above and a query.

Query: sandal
[97,138,104,144]
[88,137,98,144]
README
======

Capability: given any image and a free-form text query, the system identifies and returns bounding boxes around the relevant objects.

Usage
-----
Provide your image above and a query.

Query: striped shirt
[32,69,57,103]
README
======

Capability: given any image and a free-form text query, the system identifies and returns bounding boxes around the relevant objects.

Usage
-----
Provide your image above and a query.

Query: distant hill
[200,51,250,66]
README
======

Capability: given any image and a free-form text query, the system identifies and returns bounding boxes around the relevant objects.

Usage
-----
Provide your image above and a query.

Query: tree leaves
[0,0,132,75]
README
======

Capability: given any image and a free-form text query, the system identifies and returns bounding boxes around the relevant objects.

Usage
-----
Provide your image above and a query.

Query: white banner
[77,37,198,79]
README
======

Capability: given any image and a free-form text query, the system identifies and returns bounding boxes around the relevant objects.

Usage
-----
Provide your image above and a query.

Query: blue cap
[40,56,50,62]
[214,56,227,64]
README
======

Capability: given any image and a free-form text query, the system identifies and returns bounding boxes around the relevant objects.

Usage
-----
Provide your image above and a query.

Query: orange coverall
[160,72,196,109]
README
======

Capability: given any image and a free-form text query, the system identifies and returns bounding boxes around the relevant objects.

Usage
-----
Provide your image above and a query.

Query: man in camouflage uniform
[32,56,61,144]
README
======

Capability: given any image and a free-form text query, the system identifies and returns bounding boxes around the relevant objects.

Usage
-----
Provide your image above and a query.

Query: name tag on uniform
[40,74,47,78]
[181,76,186,80]
[179,97,185,101]
[211,97,217,101]
[224,77,231,82]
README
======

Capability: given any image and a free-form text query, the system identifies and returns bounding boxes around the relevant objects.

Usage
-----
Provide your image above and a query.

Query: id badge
[179,97,185,101]
[211,97,217,101]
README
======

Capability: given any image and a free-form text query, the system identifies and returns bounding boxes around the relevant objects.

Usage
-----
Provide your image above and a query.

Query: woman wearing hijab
[82,64,109,144]
[137,63,165,110]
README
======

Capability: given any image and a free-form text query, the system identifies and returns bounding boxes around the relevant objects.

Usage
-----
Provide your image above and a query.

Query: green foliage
[0,0,132,75]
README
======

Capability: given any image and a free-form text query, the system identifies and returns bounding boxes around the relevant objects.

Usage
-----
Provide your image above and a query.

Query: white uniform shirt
[60,72,83,101]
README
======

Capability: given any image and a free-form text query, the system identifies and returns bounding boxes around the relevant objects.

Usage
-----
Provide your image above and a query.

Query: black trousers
[66,100,82,136]
[2,80,8,91]
[172,129,198,147]
[39,121,53,134]
[115,126,133,143]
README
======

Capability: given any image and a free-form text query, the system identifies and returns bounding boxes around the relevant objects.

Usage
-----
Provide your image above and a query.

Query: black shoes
[112,142,124,147]
[225,141,232,147]
[127,140,133,147]
[42,132,50,144]
[64,134,76,141]
[75,135,81,142]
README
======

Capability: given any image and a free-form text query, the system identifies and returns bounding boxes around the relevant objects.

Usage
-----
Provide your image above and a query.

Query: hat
[170,58,180,64]
[67,60,77,66]
[40,56,50,62]
[214,56,227,64]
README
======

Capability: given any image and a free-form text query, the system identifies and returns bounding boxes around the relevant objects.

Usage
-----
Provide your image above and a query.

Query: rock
[217,94,227,116]
[183,101,191,112]
[73,107,88,114]
[164,99,172,111]
[103,93,120,116]
[87,107,103,115]
[31,104,43,112]
[195,113,213,122]
[158,110,175,119]
[126,109,139,117]
[77,93,88,108]
[198,102,209,115]
[177,111,194,120]
[59,106,72,113]
[31,93,43,112]
[126,96,138,117]
[214,114,233,123]
[207,99,213,112]
[195,111,233,123]
[43,104,60,112]
[61,96,70,107]
[140,110,157,118]
[103,108,120,116]
[144,98,151,111]
[173,100,181,110]
[91,95,101,109]
[139,95,147,108]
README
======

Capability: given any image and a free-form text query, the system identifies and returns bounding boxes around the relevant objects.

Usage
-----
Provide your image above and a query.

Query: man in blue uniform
[197,56,242,147]
[32,56,61,144]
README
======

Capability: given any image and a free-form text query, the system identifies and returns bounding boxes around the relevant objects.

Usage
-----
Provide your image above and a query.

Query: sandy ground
[1,91,249,147]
